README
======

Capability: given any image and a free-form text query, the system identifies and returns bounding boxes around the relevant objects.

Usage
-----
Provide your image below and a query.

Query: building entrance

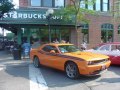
[30,27,70,44]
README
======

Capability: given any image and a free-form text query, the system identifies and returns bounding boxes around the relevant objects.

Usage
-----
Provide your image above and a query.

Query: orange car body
[30,43,111,76]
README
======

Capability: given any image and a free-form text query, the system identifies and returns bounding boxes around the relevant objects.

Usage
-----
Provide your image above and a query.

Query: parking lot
[37,64,120,90]
[0,50,120,90]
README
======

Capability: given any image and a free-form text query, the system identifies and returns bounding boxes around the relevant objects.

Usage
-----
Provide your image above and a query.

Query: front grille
[93,59,108,64]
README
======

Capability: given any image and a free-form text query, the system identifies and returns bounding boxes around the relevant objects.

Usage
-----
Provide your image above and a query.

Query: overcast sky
[13,0,19,8]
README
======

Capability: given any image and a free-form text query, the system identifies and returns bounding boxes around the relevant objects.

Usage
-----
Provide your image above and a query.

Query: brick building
[0,0,120,48]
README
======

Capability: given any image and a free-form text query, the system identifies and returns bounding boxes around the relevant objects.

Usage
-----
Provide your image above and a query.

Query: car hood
[64,51,109,61]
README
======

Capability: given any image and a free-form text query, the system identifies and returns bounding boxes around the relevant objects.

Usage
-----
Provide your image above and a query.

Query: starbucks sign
[3,10,63,20]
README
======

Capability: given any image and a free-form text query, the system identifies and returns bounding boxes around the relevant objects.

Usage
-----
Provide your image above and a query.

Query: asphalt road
[0,50,120,90]
[40,65,120,90]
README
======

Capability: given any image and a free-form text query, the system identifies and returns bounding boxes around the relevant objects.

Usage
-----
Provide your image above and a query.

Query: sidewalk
[0,50,30,67]
[0,50,31,90]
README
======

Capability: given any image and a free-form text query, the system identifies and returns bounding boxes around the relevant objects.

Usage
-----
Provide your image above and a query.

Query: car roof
[42,43,73,46]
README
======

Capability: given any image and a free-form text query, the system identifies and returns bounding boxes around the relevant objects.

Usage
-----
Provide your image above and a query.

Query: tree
[111,0,120,23]
[56,0,96,30]
[0,0,14,18]
[55,0,96,48]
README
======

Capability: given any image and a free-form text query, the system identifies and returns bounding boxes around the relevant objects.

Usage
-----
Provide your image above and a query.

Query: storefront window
[43,0,52,7]
[103,0,108,11]
[55,0,64,8]
[95,0,101,11]
[31,0,41,6]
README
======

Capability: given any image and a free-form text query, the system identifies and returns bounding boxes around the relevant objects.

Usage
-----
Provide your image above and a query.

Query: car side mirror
[50,50,56,53]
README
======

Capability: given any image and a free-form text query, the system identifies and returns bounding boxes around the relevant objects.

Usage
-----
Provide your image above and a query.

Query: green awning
[0,8,74,26]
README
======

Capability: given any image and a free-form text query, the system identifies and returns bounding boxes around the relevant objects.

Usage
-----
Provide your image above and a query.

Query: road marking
[0,68,4,71]
[0,57,13,60]
[29,64,48,90]
[0,65,5,71]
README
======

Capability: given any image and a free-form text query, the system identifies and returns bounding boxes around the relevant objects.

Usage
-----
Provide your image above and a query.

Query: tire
[33,57,40,68]
[65,62,79,79]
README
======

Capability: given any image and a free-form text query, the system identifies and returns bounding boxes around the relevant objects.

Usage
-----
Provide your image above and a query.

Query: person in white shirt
[81,41,87,50]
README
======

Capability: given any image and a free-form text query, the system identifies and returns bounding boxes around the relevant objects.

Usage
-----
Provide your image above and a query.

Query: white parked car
[85,42,120,65]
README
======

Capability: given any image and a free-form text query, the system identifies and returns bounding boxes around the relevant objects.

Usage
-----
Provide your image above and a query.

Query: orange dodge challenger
[30,43,111,79]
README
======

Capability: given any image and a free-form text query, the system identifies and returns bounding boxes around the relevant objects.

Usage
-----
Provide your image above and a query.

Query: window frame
[102,0,108,11]
[30,0,65,8]
[31,0,41,6]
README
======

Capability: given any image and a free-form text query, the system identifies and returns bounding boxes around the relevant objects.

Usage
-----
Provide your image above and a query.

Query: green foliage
[54,0,96,28]
[0,0,14,18]
[110,0,120,21]
[6,32,14,40]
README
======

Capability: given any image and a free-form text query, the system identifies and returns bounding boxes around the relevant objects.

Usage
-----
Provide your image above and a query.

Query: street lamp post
[46,8,54,43]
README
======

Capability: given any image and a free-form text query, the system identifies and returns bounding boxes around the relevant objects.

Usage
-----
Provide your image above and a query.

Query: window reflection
[80,0,85,8]
[43,0,52,7]
[55,0,64,8]
[31,0,41,6]
[96,0,100,11]
[88,5,93,10]
[103,0,108,11]
[88,0,94,10]
[30,0,65,8]
[79,0,109,11]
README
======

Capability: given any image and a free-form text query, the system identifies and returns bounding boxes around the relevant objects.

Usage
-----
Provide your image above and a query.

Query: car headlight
[87,59,109,65]
[87,61,94,65]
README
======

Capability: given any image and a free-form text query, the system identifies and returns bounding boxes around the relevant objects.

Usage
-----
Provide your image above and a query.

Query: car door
[39,45,64,69]
[38,45,53,66]
[108,44,120,65]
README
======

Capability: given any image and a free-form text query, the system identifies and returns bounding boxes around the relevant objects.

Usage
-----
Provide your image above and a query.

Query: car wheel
[65,62,79,79]
[33,57,40,68]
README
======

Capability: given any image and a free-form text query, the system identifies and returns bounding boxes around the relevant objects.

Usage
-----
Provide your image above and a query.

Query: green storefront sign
[0,8,75,44]
[0,9,73,25]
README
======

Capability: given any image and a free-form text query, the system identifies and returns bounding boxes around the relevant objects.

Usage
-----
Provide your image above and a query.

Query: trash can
[13,48,21,60]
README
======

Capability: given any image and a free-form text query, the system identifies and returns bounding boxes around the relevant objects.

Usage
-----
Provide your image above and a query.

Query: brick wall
[19,0,28,7]
[19,0,120,49]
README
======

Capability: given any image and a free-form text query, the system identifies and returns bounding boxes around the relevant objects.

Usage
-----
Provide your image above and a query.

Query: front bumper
[79,61,111,75]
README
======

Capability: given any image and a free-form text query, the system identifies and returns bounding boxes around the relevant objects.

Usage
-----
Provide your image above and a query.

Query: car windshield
[93,46,99,50]
[58,45,80,53]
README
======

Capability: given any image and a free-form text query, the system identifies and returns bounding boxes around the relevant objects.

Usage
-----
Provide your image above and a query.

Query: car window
[93,46,99,50]
[42,45,58,53]
[111,45,117,51]
[58,45,79,53]
[116,45,120,51]
[99,45,110,51]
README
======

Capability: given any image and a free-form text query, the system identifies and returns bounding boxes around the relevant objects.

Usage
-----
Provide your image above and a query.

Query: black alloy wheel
[33,57,40,68]
[65,62,79,79]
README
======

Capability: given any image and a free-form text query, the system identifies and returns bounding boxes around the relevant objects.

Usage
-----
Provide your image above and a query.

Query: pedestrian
[21,40,31,59]
[60,40,66,43]
[81,41,87,50]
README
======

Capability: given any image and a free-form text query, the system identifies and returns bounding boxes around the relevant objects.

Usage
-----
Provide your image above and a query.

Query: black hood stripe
[38,50,84,61]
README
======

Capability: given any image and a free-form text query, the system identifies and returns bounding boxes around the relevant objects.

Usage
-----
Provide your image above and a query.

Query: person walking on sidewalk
[81,41,87,50]
[21,40,31,59]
